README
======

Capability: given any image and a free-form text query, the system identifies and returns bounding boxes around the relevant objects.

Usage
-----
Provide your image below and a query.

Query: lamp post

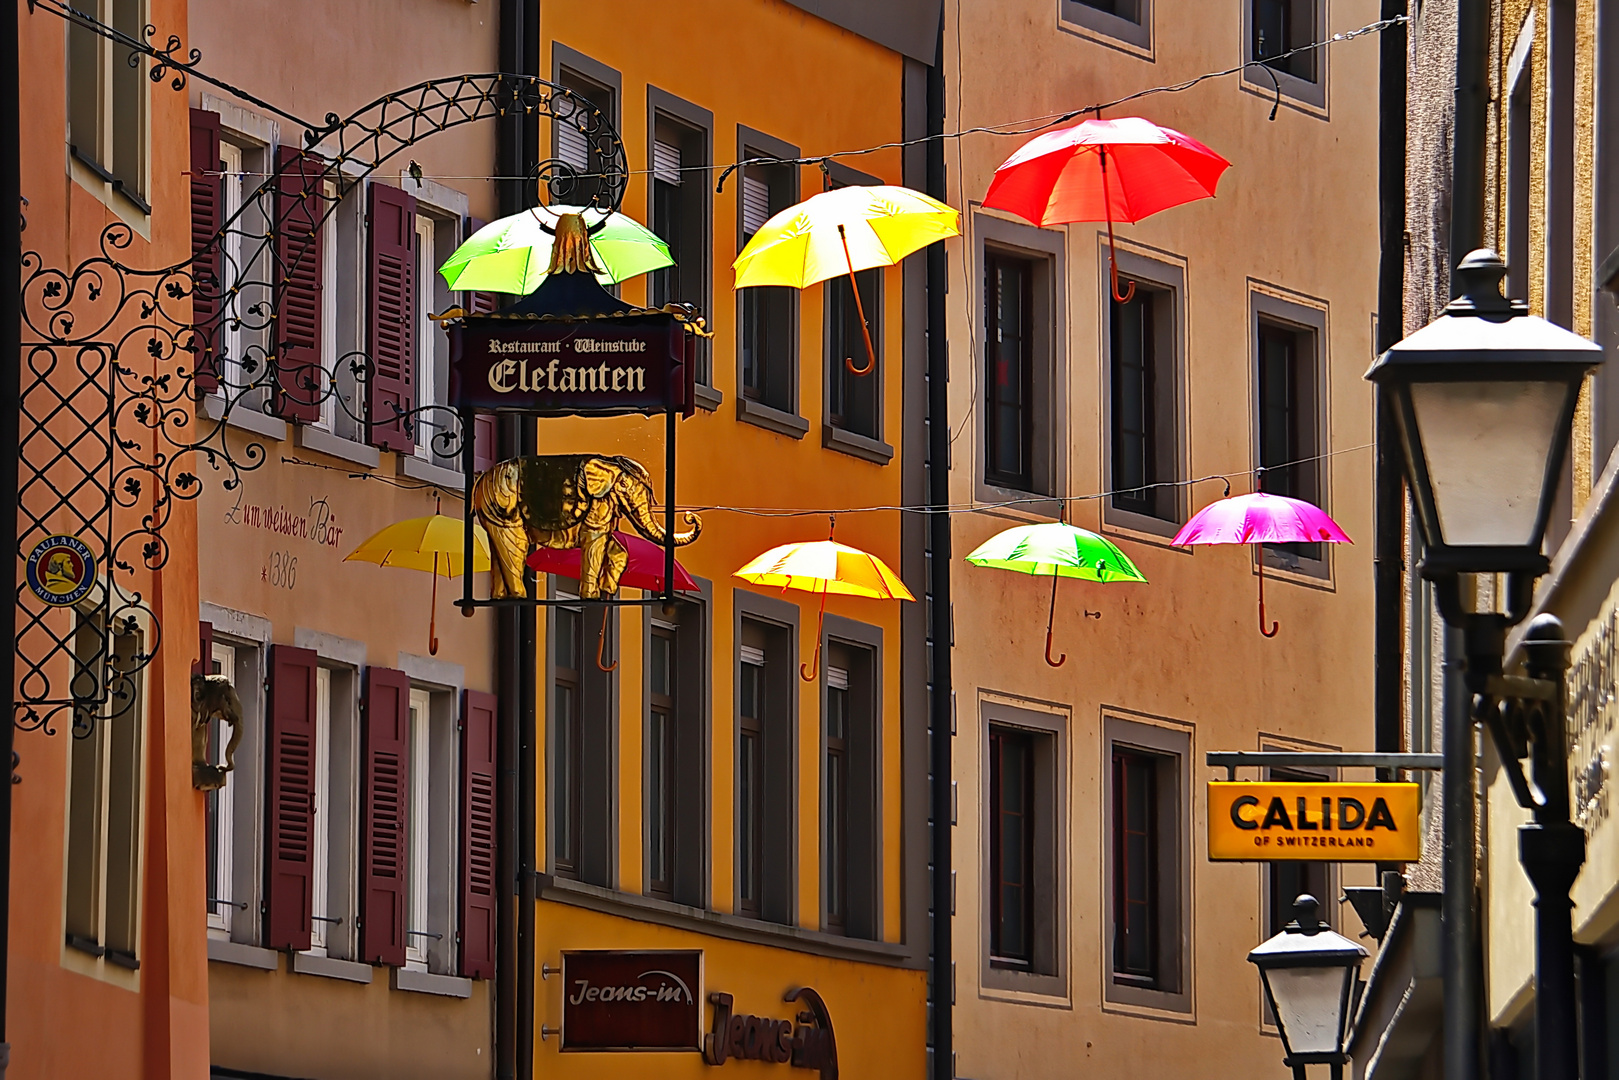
[1366,248,1603,1080]
[1248,895,1368,1080]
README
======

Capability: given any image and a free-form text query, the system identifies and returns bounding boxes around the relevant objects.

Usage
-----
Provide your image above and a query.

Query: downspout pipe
[925,24,953,1080]
[0,0,20,1074]
[495,3,539,1079]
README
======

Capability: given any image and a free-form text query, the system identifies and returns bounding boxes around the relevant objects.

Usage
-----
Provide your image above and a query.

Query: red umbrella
[982,117,1230,302]
[526,531,700,594]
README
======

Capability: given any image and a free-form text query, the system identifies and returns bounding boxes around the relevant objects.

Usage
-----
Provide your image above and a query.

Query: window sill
[1258,547,1333,586]
[292,951,373,984]
[1241,65,1327,115]
[823,424,894,465]
[1101,505,1187,548]
[392,967,472,998]
[539,875,917,967]
[736,396,809,440]
[398,453,467,490]
[977,481,1063,521]
[694,383,724,412]
[207,938,280,971]
[1101,985,1196,1021]
[200,393,288,442]
[297,424,380,470]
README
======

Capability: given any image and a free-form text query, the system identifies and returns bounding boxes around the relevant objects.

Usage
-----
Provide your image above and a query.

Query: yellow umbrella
[345,507,492,656]
[734,525,914,681]
[732,184,959,373]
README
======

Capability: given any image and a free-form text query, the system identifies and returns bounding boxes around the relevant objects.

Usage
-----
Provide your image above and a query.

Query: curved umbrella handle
[596,619,619,672]
[429,553,440,656]
[837,224,877,376]
[801,582,830,682]
[1256,545,1280,638]
[1044,573,1067,668]
[1099,147,1136,305]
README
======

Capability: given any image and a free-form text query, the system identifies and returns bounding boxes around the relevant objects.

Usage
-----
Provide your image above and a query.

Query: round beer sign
[25,535,96,607]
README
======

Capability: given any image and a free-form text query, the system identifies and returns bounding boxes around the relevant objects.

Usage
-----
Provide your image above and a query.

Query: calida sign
[1206,782,1422,862]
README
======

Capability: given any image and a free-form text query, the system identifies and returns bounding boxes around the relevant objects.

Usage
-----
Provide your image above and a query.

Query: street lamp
[1365,248,1603,1080]
[1247,894,1367,1080]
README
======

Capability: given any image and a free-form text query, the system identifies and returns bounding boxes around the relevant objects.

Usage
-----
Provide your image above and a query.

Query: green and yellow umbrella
[965,522,1146,668]
[439,204,673,294]
[732,184,959,373]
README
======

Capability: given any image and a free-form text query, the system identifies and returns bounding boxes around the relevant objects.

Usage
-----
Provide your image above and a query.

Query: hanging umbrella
[1171,491,1352,638]
[965,521,1147,667]
[733,520,914,681]
[438,203,673,293]
[982,117,1230,302]
[527,531,700,593]
[733,184,959,374]
[344,504,492,656]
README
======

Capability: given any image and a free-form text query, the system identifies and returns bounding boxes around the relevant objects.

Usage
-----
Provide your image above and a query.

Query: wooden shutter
[189,109,223,394]
[472,415,498,474]
[193,620,213,677]
[265,645,318,951]
[459,690,498,979]
[271,144,326,423]
[366,183,417,453]
[361,665,411,966]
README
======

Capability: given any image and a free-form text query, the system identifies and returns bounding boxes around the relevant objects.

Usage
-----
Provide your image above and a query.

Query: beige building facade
[942,1,1384,1077]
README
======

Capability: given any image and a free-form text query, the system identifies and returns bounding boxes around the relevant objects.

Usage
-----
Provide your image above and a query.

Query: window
[549,595,615,886]
[1251,0,1317,81]
[737,127,801,428]
[1255,309,1323,564]
[648,624,676,899]
[406,687,432,970]
[1264,770,1332,939]
[735,605,796,925]
[826,269,882,440]
[981,704,1062,993]
[205,641,236,938]
[822,633,878,939]
[1103,715,1189,1011]
[67,0,149,212]
[66,615,144,969]
[985,253,1035,491]
[1106,264,1181,525]
[1059,0,1151,50]
[647,94,712,388]
[414,213,440,461]
[553,48,620,210]
[644,592,709,907]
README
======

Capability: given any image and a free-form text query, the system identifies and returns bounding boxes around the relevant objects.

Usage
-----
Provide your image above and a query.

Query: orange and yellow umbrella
[734,532,913,681]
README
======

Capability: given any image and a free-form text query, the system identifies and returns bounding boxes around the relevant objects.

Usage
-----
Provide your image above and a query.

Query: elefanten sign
[1206,782,1422,862]
[449,315,694,416]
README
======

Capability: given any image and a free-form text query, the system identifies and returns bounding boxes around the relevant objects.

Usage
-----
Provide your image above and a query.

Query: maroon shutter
[271,145,326,423]
[367,183,417,452]
[459,690,498,979]
[265,645,317,951]
[193,620,214,677]
[189,109,223,394]
[472,415,498,473]
[361,665,411,966]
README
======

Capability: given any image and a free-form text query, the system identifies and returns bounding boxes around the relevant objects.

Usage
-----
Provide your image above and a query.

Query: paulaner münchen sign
[449,314,694,416]
[1206,782,1422,862]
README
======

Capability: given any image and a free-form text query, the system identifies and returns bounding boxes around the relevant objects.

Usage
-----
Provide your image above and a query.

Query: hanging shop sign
[703,987,838,1079]
[560,949,703,1052]
[449,314,694,415]
[24,534,96,607]
[1207,781,1422,862]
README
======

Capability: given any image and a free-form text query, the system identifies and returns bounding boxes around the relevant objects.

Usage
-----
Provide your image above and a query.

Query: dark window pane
[1076,0,1140,20]
[739,727,760,908]
[1257,321,1321,560]
[1113,749,1159,981]
[990,728,1034,966]
[1111,288,1157,515]
[1253,0,1317,81]
[828,268,881,438]
[985,256,1036,491]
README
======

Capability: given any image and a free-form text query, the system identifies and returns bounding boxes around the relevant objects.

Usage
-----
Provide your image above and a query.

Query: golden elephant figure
[472,454,701,600]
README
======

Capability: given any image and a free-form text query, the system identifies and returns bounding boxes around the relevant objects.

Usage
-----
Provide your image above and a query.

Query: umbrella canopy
[438,204,673,293]
[527,531,699,594]
[733,184,959,290]
[982,117,1231,227]
[344,512,492,655]
[1171,492,1352,637]
[965,521,1148,583]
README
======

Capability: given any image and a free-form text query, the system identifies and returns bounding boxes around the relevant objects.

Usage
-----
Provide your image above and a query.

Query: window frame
[1241,0,1328,112]
[820,160,894,465]
[551,44,623,212]
[646,87,718,410]
[735,125,808,439]
[1101,712,1192,1015]
[66,0,152,223]
[640,575,712,908]
[733,589,800,926]
[546,583,618,888]
[1059,0,1153,54]
[402,178,468,474]
[1248,285,1332,580]
[1100,247,1187,538]
[974,213,1066,513]
[819,614,883,941]
[205,640,238,939]
[979,698,1066,999]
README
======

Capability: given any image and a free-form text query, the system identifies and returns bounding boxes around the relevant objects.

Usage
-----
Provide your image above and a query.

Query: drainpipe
[925,23,953,1080]
[0,0,20,1072]
[496,4,539,1080]
[1441,5,1488,1080]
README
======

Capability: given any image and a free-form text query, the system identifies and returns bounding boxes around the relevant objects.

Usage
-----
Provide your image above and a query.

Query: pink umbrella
[1171,492,1352,637]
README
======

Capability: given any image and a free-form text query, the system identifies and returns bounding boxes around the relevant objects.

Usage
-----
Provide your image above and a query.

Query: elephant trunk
[622,481,701,547]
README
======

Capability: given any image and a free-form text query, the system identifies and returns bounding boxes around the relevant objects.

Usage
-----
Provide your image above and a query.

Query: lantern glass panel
[1409,379,1567,547]
[1265,965,1348,1055]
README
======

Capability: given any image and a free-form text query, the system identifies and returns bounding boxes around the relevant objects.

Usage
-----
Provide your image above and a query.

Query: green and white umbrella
[438,204,673,294]
[965,522,1147,667]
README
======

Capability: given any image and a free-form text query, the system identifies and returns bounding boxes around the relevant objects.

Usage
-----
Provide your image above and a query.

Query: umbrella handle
[1044,573,1067,668]
[801,583,830,682]
[596,618,619,672]
[1099,147,1136,305]
[837,224,876,376]
[1256,546,1280,638]
[429,554,440,656]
